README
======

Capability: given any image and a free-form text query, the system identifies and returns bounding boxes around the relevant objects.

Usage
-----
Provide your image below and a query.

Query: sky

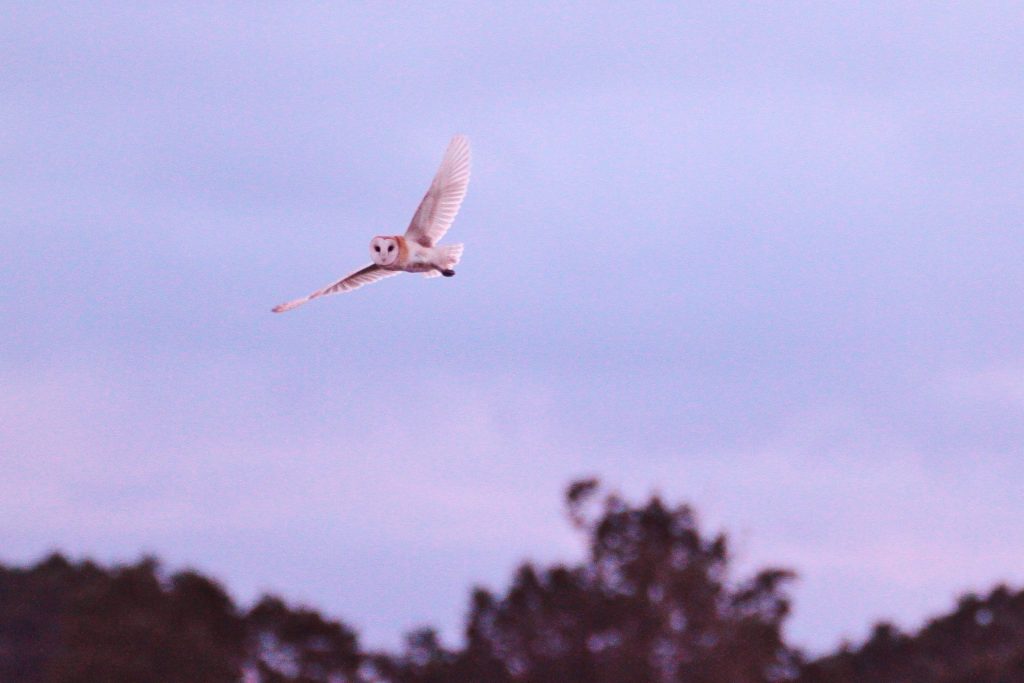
[2,2,1023,655]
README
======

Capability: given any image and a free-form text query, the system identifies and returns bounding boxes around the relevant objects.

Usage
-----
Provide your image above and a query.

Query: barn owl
[272,135,471,313]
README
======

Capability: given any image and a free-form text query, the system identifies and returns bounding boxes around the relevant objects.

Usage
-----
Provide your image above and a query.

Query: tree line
[2,479,1022,682]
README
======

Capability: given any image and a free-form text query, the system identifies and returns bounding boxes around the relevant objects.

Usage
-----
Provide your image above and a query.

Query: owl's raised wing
[271,264,399,313]
[404,135,471,247]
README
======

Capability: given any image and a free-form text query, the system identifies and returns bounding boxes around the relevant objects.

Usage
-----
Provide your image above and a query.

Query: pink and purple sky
[2,2,1023,654]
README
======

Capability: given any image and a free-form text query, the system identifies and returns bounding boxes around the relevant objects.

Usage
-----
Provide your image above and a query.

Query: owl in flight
[272,135,471,313]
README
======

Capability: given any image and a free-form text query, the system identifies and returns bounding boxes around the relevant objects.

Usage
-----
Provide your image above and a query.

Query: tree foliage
[0,554,359,682]
[1,480,1022,682]
[799,586,1024,683]
[433,479,796,683]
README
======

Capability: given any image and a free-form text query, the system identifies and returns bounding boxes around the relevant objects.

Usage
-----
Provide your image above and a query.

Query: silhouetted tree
[8,480,1024,683]
[0,554,104,681]
[445,479,798,683]
[244,595,361,682]
[367,628,459,683]
[48,558,245,682]
[0,554,245,682]
[798,585,1024,683]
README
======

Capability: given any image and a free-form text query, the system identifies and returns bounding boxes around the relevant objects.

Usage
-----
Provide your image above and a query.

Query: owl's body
[272,135,471,313]
[370,235,464,277]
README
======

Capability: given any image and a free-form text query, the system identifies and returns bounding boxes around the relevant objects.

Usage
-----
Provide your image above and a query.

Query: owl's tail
[424,243,464,278]
[437,243,464,270]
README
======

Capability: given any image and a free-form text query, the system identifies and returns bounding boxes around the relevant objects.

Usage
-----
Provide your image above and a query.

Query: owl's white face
[370,236,399,266]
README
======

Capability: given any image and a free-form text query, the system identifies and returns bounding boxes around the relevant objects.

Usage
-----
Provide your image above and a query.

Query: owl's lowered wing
[404,135,471,247]
[272,264,399,313]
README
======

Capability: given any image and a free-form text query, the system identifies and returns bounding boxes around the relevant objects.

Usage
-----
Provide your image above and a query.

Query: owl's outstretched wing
[271,264,399,313]
[404,135,471,247]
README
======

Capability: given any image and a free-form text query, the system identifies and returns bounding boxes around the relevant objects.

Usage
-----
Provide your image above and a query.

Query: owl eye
[374,245,381,252]
[388,245,395,252]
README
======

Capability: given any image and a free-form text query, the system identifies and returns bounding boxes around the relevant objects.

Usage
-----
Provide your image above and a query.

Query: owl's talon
[442,269,455,277]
